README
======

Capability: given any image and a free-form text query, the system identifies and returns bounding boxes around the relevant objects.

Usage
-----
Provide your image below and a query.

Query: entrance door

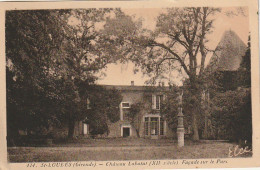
[123,127,130,137]
[83,123,88,135]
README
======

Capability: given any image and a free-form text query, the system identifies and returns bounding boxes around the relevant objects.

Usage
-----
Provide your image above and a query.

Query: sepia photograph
[1,1,259,168]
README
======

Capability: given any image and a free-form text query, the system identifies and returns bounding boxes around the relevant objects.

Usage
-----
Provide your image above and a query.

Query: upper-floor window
[152,95,164,110]
[120,102,131,120]
[121,102,130,108]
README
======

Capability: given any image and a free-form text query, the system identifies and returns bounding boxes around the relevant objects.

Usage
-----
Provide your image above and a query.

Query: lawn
[55,137,177,147]
[7,138,252,162]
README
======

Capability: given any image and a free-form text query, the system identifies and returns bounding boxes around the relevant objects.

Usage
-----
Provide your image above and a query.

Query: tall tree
[6,10,68,142]
[128,102,145,137]
[86,86,122,137]
[237,36,251,87]
[49,9,118,138]
[210,36,251,142]
[6,9,121,139]
[103,7,220,140]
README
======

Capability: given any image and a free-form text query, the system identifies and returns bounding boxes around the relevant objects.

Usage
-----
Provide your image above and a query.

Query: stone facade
[104,84,175,139]
[73,84,175,139]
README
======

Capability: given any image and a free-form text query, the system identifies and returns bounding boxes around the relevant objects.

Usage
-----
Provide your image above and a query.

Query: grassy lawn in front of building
[54,137,177,147]
[7,138,252,162]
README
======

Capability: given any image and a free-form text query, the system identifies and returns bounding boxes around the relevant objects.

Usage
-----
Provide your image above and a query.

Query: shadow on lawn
[53,137,232,147]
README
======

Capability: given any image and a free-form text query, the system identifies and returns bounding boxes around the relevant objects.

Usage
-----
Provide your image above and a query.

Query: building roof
[207,30,247,72]
[101,84,170,92]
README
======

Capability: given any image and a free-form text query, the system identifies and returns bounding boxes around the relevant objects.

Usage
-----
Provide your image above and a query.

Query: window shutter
[152,94,156,109]
[87,98,91,109]
[120,103,123,120]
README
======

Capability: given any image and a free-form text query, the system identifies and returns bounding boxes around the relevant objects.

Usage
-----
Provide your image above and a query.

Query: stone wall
[107,89,175,138]
[50,87,175,139]
[107,120,138,138]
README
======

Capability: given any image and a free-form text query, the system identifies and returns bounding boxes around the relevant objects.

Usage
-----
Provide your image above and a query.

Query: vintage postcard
[0,0,259,169]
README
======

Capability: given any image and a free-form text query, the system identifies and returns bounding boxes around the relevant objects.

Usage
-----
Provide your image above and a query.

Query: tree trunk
[7,126,20,146]
[136,129,140,138]
[68,119,75,139]
[203,111,208,139]
[189,79,200,141]
[192,113,200,141]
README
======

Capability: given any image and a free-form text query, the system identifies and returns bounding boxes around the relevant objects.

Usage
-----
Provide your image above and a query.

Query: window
[150,117,159,135]
[121,102,130,120]
[123,108,130,120]
[144,117,166,136]
[152,95,164,110]
[121,102,130,108]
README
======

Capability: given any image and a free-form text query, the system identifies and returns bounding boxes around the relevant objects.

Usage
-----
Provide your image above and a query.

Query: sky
[96,7,249,86]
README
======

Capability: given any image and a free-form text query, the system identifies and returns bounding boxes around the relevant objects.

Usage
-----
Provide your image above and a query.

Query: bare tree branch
[148,40,191,77]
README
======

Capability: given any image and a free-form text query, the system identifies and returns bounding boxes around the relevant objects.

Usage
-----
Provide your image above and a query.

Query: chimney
[131,81,134,86]
[162,82,165,87]
[158,82,161,87]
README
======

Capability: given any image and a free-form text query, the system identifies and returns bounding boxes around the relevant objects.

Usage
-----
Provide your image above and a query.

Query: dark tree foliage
[128,103,142,122]
[211,71,239,92]
[6,10,68,144]
[86,86,122,137]
[211,88,251,143]
[161,87,195,138]
[237,36,251,88]
[209,36,252,143]
[128,102,144,137]
[6,9,122,141]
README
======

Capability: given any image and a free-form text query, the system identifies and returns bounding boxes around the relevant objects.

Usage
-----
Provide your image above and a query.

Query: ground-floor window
[151,117,159,135]
[144,117,165,136]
